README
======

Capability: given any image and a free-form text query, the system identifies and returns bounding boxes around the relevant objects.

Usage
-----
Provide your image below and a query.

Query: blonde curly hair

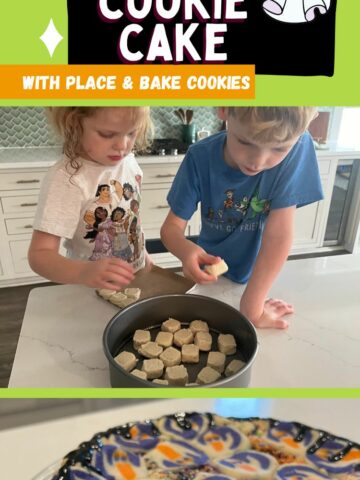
[227,107,318,144]
[46,107,153,173]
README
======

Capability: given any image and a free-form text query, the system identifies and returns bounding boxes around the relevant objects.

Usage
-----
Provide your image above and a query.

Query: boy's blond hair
[227,107,318,144]
[46,107,153,173]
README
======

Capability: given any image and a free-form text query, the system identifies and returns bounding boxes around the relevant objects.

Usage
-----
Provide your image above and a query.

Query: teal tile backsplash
[0,107,223,148]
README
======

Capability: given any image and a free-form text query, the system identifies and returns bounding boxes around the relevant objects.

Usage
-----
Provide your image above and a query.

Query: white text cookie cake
[50,412,360,479]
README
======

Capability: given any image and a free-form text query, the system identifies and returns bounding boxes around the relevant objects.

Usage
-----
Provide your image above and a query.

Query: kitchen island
[8,254,360,388]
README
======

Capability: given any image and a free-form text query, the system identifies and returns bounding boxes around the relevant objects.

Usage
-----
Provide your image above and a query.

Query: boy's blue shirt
[167,130,324,284]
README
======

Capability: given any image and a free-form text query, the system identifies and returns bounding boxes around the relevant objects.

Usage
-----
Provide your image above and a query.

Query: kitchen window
[323,107,360,251]
[324,158,360,246]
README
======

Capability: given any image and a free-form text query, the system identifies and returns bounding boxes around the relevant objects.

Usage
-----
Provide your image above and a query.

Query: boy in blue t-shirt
[161,107,323,329]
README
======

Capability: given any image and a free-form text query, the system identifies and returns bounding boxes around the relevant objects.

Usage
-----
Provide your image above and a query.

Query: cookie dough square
[173,328,194,347]
[204,259,228,277]
[189,320,209,334]
[196,366,221,385]
[139,341,163,359]
[194,331,212,351]
[225,359,245,377]
[114,351,137,372]
[165,365,189,386]
[133,329,151,350]
[124,287,141,300]
[218,334,237,355]
[159,347,182,367]
[161,318,181,333]
[142,359,164,379]
[155,331,173,348]
[96,288,117,300]
[130,369,147,381]
[109,291,127,302]
[110,296,134,308]
[152,378,169,385]
[181,344,200,363]
[207,351,226,373]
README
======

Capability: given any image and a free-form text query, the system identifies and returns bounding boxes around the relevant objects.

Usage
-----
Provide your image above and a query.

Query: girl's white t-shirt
[33,154,145,272]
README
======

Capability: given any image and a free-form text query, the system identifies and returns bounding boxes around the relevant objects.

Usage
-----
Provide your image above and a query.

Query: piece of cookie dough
[204,259,228,277]
[114,351,138,372]
[138,341,163,359]
[194,331,212,351]
[130,369,147,380]
[164,365,189,386]
[224,359,245,377]
[189,319,209,334]
[133,329,151,350]
[218,334,237,355]
[124,288,141,300]
[142,358,164,379]
[155,331,173,348]
[152,378,169,385]
[196,366,221,385]
[173,328,194,347]
[159,347,182,367]
[96,288,117,300]
[161,318,182,333]
[181,344,200,363]
[207,351,226,373]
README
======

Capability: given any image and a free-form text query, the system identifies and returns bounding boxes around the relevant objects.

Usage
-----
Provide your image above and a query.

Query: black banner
[67,0,337,76]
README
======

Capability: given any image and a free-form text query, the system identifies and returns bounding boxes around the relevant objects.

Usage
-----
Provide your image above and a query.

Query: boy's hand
[182,245,221,284]
[77,257,135,290]
[241,297,294,329]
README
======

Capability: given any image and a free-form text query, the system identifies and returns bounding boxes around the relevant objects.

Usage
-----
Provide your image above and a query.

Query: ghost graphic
[262,0,332,23]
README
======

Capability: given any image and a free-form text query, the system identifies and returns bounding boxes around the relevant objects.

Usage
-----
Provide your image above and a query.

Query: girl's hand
[77,257,135,290]
[182,245,221,284]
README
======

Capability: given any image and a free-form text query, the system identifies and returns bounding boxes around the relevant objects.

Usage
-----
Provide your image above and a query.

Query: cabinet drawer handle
[155,205,169,209]
[20,202,38,207]
[155,174,175,178]
[24,224,33,229]
[16,179,40,184]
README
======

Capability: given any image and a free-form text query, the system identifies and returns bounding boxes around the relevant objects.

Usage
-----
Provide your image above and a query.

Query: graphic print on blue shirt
[167,131,323,284]
[205,186,271,229]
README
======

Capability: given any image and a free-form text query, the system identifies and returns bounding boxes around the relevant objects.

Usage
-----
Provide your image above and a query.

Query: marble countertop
[1,398,359,479]
[8,254,360,388]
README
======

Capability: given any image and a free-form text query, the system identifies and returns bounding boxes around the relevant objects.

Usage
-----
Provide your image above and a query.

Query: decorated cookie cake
[50,412,360,479]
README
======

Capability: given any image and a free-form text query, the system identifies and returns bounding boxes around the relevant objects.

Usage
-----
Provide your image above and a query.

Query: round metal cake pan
[103,294,258,388]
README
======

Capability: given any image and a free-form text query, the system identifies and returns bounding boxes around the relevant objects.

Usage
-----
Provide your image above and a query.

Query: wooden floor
[0,282,55,388]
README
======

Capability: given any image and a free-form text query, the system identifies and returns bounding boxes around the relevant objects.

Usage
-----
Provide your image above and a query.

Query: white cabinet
[141,160,200,268]
[0,168,47,287]
[141,161,200,239]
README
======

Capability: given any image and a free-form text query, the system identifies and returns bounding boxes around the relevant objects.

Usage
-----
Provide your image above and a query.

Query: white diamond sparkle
[40,19,63,58]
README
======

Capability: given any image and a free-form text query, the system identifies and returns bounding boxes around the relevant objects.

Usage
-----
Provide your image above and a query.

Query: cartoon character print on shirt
[83,180,124,230]
[263,0,332,23]
[111,207,133,262]
[206,187,270,233]
[83,178,143,264]
[248,189,271,219]
[129,199,143,261]
[88,207,114,260]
